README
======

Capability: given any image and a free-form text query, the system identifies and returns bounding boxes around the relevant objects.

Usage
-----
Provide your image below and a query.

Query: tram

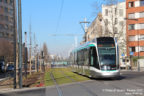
[70,37,120,78]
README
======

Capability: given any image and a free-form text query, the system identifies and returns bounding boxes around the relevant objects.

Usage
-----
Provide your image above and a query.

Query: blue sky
[21,0,124,57]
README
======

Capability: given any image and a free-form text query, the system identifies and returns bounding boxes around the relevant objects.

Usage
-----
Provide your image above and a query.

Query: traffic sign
[121,53,125,57]
[130,52,134,56]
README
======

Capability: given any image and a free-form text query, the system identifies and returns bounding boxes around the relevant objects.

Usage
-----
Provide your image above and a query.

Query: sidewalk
[120,67,144,72]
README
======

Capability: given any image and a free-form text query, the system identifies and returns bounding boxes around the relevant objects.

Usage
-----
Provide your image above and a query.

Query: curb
[0,80,92,94]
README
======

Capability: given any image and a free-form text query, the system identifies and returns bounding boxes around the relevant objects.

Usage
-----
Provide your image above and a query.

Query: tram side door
[88,47,94,77]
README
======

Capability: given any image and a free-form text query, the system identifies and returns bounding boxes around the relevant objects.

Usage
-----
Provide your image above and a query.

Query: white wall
[102,2,126,56]
[135,1,140,7]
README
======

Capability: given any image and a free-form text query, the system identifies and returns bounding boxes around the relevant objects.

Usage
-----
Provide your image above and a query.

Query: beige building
[86,13,103,41]
[102,2,126,56]
[85,2,126,57]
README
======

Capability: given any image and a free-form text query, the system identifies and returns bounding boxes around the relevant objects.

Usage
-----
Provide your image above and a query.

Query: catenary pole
[13,0,17,89]
[18,0,23,88]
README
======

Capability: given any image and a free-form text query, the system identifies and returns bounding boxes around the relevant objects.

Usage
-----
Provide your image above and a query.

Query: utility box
[138,59,144,68]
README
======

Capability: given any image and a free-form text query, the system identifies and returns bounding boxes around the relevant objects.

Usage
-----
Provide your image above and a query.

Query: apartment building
[0,0,16,42]
[102,2,126,57]
[86,13,103,41]
[126,0,144,56]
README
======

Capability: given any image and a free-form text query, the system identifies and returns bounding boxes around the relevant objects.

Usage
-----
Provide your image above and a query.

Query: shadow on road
[89,76,126,81]
[0,94,6,96]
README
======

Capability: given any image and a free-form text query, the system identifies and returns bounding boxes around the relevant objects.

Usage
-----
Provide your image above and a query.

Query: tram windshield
[98,47,116,70]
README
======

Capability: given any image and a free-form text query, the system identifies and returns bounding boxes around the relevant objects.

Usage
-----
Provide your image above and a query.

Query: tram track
[59,69,98,96]
[49,68,143,96]
[59,68,142,96]
[50,71,64,96]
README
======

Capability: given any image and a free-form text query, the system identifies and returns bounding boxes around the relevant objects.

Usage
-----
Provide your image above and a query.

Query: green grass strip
[44,68,90,86]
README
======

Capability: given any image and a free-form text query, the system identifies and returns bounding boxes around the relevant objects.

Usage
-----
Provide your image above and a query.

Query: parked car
[6,64,14,72]
[120,58,131,69]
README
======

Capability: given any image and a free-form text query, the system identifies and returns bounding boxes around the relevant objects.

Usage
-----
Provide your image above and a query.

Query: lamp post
[137,31,140,72]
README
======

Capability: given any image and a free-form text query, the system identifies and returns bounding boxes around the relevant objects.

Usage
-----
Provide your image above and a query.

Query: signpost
[130,52,134,70]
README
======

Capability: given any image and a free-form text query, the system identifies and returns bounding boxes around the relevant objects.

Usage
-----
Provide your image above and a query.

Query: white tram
[70,37,120,78]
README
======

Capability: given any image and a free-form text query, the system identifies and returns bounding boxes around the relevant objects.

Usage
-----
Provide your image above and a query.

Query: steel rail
[50,71,64,96]
[59,69,97,96]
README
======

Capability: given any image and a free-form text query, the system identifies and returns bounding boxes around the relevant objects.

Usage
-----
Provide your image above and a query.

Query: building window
[132,47,135,52]
[128,24,135,30]
[139,35,144,40]
[0,32,3,37]
[0,24,3,29]
[4,24,8,29]
[115,8,117,15]
[114,27,118,34]
[119,9,123,17]
[0,15,3,20]
[139,12,144,18]
[10,0,13,5]
[4,0,8,4]
[105,9,108,16]
[105,19,108,25]
[129,36,135,41]
[128,13,135,19]
[129,47,135,52]
[9,25,13,31]
[115,18,118,24]
[5,16,8,21]
[4,7,8,13]
[140,46,144,52]
[138,23,144,29]
[140,0,144,6]
[0,6,3,11]
[129,2,134,8]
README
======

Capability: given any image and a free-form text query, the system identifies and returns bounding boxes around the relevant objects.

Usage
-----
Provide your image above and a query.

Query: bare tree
[93,0,126,54]
[43,42,49,63]
[102,1,126,54]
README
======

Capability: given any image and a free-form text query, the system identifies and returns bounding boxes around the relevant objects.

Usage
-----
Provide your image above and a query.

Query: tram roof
[72,37,115,52]
[72,42,96,52]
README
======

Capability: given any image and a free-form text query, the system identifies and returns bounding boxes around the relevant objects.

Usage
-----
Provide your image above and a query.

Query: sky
[21,0,124,57]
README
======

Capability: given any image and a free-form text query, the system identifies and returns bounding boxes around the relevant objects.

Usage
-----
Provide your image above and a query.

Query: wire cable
[55,0,64,33]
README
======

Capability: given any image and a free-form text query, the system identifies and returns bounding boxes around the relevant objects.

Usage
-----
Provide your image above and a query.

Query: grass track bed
[44,68,89,86]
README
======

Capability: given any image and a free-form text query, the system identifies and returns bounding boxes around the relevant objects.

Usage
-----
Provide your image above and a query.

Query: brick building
[126,0,144,56]
[0,0,16,42]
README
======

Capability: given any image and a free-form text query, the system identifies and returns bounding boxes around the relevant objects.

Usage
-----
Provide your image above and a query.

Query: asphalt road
[0,71,144,96]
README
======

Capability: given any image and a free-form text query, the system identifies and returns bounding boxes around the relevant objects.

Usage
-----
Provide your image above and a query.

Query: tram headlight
[101,65,110,70]
[101,65,107,70]
[107,66,111,70]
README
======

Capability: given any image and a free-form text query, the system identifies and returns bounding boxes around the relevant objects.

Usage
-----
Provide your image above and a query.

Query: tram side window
[90,48,94,66]
[81,50,84,65]
[77,50,84,65]
[90,47,99,69]
[74,52,78,65]
[94,48,99,69]
[77,51,80,65]
[83,48,89,66]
